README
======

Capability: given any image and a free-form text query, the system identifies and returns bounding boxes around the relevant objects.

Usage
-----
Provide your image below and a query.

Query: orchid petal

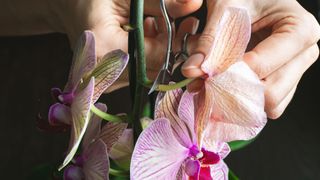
[59,77,95,170]
[201,7,250,76]
[185,159,200,180]
[194,87,210,146]
[99,122,128,153]
[178,91,197,144]
[91,49,129,102]
[83,139,109,180]
[155,89,194,148]
[210,161,229,180]
[202,62,267,142]
[82,103,107,148]
[48,103,71,125]
[131,118,189,180]
[65,31,96,92]
[109,129,133,170]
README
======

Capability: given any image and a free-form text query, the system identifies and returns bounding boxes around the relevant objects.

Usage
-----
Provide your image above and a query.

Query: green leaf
[229,169,240,180]
[228,137,256,151]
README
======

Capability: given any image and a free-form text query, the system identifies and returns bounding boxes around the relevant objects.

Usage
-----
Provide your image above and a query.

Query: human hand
[57,0,202,91]
[180,0,320,119]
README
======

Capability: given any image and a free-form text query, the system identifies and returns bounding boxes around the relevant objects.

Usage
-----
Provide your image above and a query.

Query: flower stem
[144,78,194,92]
[109,168,129,177]
[134,1,148,84]
[129,0,145,142]
[91,105,124,123]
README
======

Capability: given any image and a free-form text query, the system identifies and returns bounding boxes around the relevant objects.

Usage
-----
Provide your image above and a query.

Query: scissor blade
[148,69,171,94]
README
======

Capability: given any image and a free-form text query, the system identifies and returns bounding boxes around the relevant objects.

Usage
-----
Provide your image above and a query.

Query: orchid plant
[47,31,129,171]
[35,3,269,180]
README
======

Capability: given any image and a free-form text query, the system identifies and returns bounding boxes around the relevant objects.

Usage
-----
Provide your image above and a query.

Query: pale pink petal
[65,31,96,92]
[91,50,129,102]
[155,89,194,147]
[99,122,128,153]
[204,62,267,142]
[82,103,107,148]
[131,118,189,180]
[210,161,229,180]
[109,129,133,170]
[83,139,109,180]
[201,7,250,76]
[59,77,95,170]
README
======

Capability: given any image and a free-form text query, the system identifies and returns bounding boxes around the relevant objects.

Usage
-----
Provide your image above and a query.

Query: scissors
[148,0,175,95]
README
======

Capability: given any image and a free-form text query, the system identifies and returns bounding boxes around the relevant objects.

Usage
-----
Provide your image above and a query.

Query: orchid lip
[199,148,220,165]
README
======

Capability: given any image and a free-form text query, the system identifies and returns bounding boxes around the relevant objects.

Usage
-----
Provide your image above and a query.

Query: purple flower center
[185,145,221,179]
[188,145,220,164]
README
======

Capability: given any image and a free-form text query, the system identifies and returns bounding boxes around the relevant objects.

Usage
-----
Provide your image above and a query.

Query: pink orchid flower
[131,89,230,180]
[195,7,267,144]
[63,103,128,180]
[47,30,129,170]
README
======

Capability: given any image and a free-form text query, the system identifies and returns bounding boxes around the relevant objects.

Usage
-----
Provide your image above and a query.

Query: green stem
[134,0,149,84]
[144,78,194,91]
[128,0,145,142]
[91,105,124,123]
[109,168,129,177]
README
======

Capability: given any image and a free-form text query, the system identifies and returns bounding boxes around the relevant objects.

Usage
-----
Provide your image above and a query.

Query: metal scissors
[148,0,175,94]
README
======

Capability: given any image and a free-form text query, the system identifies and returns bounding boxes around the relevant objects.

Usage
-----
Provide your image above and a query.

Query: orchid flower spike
[131,89,230,180]
[195,7,267,144]
[47,30,129,170]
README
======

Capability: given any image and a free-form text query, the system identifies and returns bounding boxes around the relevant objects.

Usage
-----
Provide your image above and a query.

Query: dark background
[0,0,319,179]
